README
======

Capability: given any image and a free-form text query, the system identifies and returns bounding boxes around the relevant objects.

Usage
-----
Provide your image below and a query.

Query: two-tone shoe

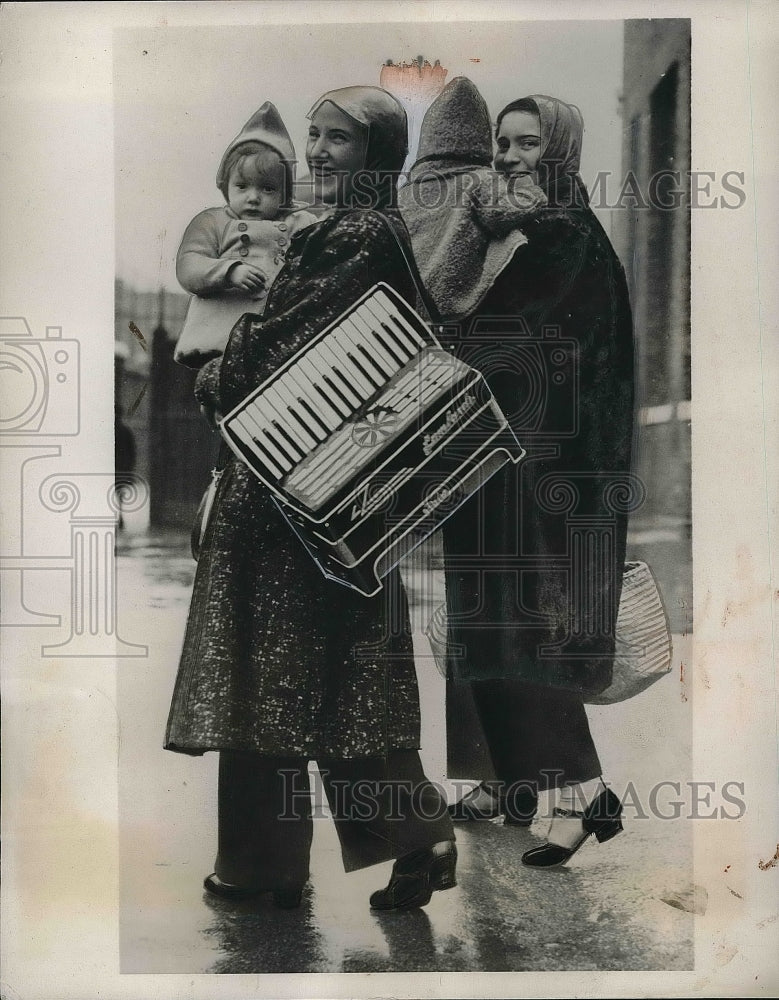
[521,787,623,868]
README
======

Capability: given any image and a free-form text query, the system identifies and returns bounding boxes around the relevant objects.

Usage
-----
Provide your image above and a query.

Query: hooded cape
[398,77,546,322]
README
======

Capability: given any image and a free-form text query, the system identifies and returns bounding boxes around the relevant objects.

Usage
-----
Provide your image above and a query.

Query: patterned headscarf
[496,95,589,207]
[307,86,408,208]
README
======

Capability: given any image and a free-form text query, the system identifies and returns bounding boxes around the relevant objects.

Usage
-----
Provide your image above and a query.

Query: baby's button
[237,222,248,232]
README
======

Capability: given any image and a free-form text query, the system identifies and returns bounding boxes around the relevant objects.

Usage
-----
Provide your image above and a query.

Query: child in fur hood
[398,77,546,323]
[174,102,317,368]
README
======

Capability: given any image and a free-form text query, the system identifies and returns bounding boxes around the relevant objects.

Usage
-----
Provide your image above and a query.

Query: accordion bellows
[219,283,524,596]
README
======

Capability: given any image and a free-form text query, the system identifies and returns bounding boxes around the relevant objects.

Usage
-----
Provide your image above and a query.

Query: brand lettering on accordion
[350,467,414,522]
[219,283,526,595]
[421,393,478,456]
[421,486,453,516]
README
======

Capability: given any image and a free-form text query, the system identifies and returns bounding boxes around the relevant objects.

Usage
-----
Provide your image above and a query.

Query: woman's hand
[228,263,267,293]
[194,356,223,420]
[199,403,223,430]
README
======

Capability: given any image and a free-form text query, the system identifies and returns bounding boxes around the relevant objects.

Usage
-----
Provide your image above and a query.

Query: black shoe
[448,782,537,827]
[272,885,304,909]
[448,783,504,822]
[203,873,305,909]
[521,787,623,869]
[502,785,539,827]
[203,873,264,900]
[369,842,457,911]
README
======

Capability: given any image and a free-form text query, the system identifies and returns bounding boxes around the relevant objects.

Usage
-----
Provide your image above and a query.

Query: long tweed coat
[165,209,424,757]
[440,201,636,697]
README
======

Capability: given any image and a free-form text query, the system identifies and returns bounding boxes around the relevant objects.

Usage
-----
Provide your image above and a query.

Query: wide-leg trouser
[215,748,454,889]
[469,678,602,793]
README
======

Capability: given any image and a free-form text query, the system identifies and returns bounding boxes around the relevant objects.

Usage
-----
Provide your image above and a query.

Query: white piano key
[263,382,319,452]
[373,288,428,348]
[309,341,354,420]
[362,297,418,358]
[317,335,369,406]
[311,339,364,410]
[302,342,353,420]
[251,388,304,454]
[242,408,295,472]
[329,327,375,399]
[336,321,387,391]
[349,309,402,376]
[267,378,321,451]
[340,316,392,385]
[283,365,331,438]
[232,412,287,479]
[295,353,344,429]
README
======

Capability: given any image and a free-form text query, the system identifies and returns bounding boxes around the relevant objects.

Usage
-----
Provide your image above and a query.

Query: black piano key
[272,420,306,460]
[372,326,407,366]
[320,376,353,416]
[347,351,381,391]
[330,327,374,398]
[357,343,390,381]
[297,397,331,437]
[288,405,323,444]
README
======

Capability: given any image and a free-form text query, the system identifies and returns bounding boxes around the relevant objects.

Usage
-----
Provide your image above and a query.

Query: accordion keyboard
[219,282,525,595]
[223,286,437,491]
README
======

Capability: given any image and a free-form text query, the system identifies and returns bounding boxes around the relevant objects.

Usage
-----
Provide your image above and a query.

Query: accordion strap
[368,209,443,327]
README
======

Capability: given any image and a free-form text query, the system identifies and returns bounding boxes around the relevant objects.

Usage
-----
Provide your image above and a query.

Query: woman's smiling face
[494,110,542,183]
[306,102,368,206]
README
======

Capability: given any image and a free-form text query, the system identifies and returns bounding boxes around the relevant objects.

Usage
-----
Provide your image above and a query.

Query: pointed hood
[216,101,297,192]
[415,76,493,167]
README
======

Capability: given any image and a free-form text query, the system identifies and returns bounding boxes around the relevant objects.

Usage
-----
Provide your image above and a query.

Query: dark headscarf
[496,95,589,207]
[306,86,408,209]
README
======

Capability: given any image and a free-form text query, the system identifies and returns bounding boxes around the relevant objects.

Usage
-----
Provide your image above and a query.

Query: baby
[174,101,317,367]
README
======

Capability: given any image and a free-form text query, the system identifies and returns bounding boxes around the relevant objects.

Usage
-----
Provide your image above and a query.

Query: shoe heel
[272,885,304,909]
[594,819,623,844]
[429,851,457,891]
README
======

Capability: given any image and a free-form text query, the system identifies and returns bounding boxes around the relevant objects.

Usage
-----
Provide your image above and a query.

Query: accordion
[219,283,524,596]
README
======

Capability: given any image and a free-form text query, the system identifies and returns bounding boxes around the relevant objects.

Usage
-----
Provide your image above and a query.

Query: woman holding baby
[165,87,456,911]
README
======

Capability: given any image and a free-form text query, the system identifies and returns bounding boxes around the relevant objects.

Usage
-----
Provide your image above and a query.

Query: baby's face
[227,167,284,220]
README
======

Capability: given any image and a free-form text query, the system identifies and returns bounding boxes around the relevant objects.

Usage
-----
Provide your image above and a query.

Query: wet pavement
[116,528,694,974]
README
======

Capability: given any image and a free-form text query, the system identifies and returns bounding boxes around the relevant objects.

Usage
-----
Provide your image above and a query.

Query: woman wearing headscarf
[164,86,455,910]
[400,82,634,867]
